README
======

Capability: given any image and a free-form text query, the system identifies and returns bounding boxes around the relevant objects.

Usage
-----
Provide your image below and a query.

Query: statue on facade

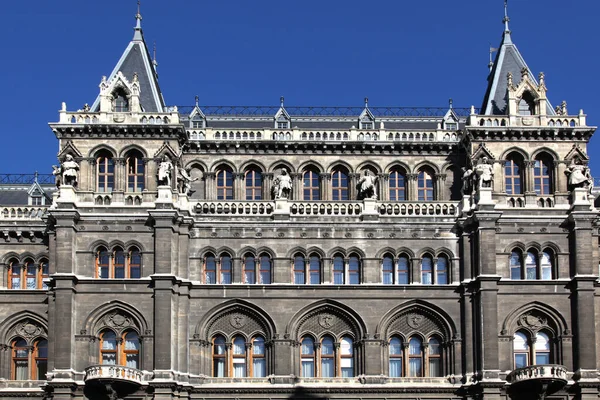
[157,155,173,186]
[357,169,378,200]
[555,100,568,116]
[474,157,493,189]
[61,155,79,186]
[177,167,198,195]
[461,167,474,195]
[566,160,593,192]
[271,168,292,199]
[52,165,62,188]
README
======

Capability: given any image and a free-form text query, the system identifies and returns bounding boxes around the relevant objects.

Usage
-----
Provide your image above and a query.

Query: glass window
[12,338,29,380]
[100,330,117,365]
[309,256,321,284]
[114,249,125,279]
[126,153,145,192]
[436,256,448,285]
[408,337,423,377]
[114,92,129,112]
[320,336,335,378]
[301,337,315,377]
[213,335,227,377]
[259,255,271,284]
[41,260,49,290]
[428,337,442,377]
[34,339,48,380]
[129,248,141,279]
[333,256,344,284]
[513,332,529,369]
[541,251,553,280]
[534,157,552,195]
[245,168,263,200]
[10,260,21,289]
[421,256,433,284]
[216,168,234,200]
[244,255,256,284]
[397,256,409,284]
[510,251,522,280]
[25,260,37,289]
[505,156,522,195]
[303,170,320,200]
[340,337,353,377]
[97,248,110,279]
[232,337,246,377]
[382,255,394,284]
[418,169,434,201]
[389,337,403,377]
[525,252,537,280]
[205,254,217,284]
[294,255,305,284]
[220,255,232,284]
[252,337,266,377]
[348,256,360,284]
[123,331,140,369]
[97,155,114,193]
[535,332,550,365]
[389,169,406,201]
[332,169,349,201]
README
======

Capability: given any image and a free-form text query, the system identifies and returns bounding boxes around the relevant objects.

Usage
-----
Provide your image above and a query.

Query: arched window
[510,250,522,280]
[213,335,227,377]
[333,255,345,284]
[436,255,449,285]
[389,168,406,201]
[331,168,349,201]
[244,254,256,284]
[252,336,266,377]
[382,254,395,284]
[513,331,530,369]
[408,337,423,377]
[293,254,305,284]
[216,167,234,200]
[309,255,321,284]
[33,339,48,380]
[505,154,523,195]
[525,251,538,280]
[301,337,315,377]
[421,255,433,284]
[397,255,410,284]
[303,169,320,200]
[96,152,114,193]
[340,337,354,377]
[232,336,247,377]
[124,331,140,369]
[245,167,263,200]
[204,253,217,284]
[348,255,360,284]
[428,337,442,377]
[8,259,49,290]
[320,336,335,377]
[126,151,145,192]
[534,155,553,195]
[518,91,536,116]
[220,254,232,284]
[100,330,117,365]
[541,250,553,280]
[259,254,271,284]
[113,90,129,112]
[534,332,551,365]
[96,247,143,279]
[98,330,140,368]
[12,338,29,380]
[417,168,434,201]
[389,337,403,377]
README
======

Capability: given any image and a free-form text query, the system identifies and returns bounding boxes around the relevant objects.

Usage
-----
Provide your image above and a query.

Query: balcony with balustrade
[506,364,568,400]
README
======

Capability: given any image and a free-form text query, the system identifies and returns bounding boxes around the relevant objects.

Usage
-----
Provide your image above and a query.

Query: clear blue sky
[1,1,599,175]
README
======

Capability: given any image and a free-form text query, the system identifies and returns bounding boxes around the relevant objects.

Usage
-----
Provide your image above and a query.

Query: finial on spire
[133,0,143,40]
[364,97,369,107]
[280,96,285,107]
[195,95,199,107]
[449,98,453,109]
[503,0,510,33]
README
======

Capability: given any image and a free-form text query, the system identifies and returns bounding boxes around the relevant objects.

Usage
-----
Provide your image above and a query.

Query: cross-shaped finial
[364,97,369,107]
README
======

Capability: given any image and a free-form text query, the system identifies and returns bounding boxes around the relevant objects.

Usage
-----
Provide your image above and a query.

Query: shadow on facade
[288,386,328,400]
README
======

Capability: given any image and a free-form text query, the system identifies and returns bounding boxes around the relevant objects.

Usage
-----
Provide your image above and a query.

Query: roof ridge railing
[0,174,55,185]
[175,105,476,117]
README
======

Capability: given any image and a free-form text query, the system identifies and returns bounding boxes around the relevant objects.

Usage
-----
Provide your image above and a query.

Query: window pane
[302,360,314,377]
[321,358,334,377]
[510,252,522,280]
[536,353,550,365]
[389,359,402,377]
[515,353,528,369]
[398,256,409,284]
[253,359,266,377]
[15,361,29,380]
[409,358,422,377]
[382,256,393,284]
[309,256,321,284]
[429,358,441,377]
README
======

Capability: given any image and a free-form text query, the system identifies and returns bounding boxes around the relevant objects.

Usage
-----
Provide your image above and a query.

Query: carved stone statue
[555,100,568,116]
[566,160,593,193]
[357,169,378,200]
[474,157,493,189]
[177,167,198,195]
[271,168,292,200]
[461,167,474,195]
[52,165,62,188]
[157,155,173,186]
[61,155,79,186]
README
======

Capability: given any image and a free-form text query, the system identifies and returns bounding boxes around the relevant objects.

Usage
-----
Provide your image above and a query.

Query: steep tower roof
[480,2,554,116]
[91,3,165,112]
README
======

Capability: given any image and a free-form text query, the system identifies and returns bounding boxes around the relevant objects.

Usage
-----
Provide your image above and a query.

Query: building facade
[0,7,598,400]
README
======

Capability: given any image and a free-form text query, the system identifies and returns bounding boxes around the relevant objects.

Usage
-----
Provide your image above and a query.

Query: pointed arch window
[436,255,449,285]
[303,169,320,200]
[389,337,403,377]
[518,91,536,116]
[293,254,305,284]
[96,247,143,279]
[382,254,394,284]
[398,255,410,284]
[340,337,354,377]
[204,253,217,284]
[513,331,530,369]
[213,335,227,377]
[534,155,553,195]
[259,254,272,284]
[113,90,129,112]
[534,332,551,364]
[33,339,48,380]
[309,255,321,284]
[301,337,315,377]
[216,167,234,200]
[428,337,442,377]
[244,254,256,284]
[525,251,538,280]
[417,168,434,201]
[232,336,247,377]
[100,330,140,368]
[12,338,29,380]
[505,154,523,195]
[220,254,232,284]
[541,250,553,280]
[320,336,335,377]
[96,153,114,193]
[333,255,345,284]
[212,335,267,377]
[421,255,433,284]
[510,250,522,280]
[126,152,145,192]
[100,330,117,365]
[8,259,49,290]
[245,167,263,200]
[331,168,349,201]
[252,336,266,377]
[348,255,361,284]
[124,331,140,369]
[408,337,423,377]
[389,169,406,201]
[10,338,48,380]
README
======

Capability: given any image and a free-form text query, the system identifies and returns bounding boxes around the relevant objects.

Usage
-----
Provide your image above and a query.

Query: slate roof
[0,176,55,206]
[481,29,555,116]
[91,15,165,113]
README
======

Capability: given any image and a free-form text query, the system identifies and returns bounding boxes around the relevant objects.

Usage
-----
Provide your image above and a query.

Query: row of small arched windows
[504,152,555,195]
[509,249,555,280]
[7,259,49,290]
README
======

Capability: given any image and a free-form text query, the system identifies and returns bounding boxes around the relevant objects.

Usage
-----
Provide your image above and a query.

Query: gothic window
[331,168,349,201]
[397,255,410,284]
[389,168,407,201]
[303,169,321,200]
[320,336,335,377]
[232,336,246,377]
[100,329,140,369]
[126,151,145,192]
[389,336,403,377]
[204,253,217,284]
[541,250,554,280]
[299,335,355,378]
[505,154,523,195]
[12,338,28,380]
[513,331,552,369]
[421,255,433,284]
[408,337,423,377]
[220,254,232,284]
[33,339,48,380]
[8,335,48,380]
[518,91,536,116]
[436,255,449,285]
[216,167,234,200]
[301,336,316,377]
[96,152,114,193]
[309,255,322,284]
[293,254,305,284]
[245,167,263,200]
[333,254,345,284]
[417,168,435,201]
[213,335,226,377]
[244,254,256,284]
[525,251,538,280]
[510,250,522,280]
[348,255,360,284]
[191,114,204,129]
[212,334,267,377]
[340,337,354,377]
[8,259,49,290]
[252,336,266,377]
[382,254,395,284]
[259,254,272,284]
[382,254,410,284]
[428,337,442,377]
[534,155,553,195]
[96,246,142,279]
[113,90,129,112]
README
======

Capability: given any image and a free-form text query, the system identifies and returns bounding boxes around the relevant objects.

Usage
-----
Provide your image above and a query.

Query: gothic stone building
[0,8,598,400]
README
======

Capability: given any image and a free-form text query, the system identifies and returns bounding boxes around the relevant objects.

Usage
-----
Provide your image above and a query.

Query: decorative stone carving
[407,313,424,329]
[461,167,474,195]
[271,168,292,200]
[230,314,246,329]
[357,169,378,200]
[61,154,79,186]
[103,312,133,329]
[177,167,197,195]
[15,321,44,338]
[555,100,568,116]
[157,155,173,186]
[565,160,593,194]
[518,313,547,330]
[318,314,335,329]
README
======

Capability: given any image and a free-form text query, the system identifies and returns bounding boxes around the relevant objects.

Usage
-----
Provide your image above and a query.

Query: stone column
[290,172,301,201]
[88,158,97,193]
[435,173,447,200]
[378,173,389,201]
[524,160,537,206]
[205,172,216,200]
[263,172,274,201]
[411,257,420,284]
[320,173,331,201]
[234,172,244,201]
[348,173,358,200]
[407,173,418,201]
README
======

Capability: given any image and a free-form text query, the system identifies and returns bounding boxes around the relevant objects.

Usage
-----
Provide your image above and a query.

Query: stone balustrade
[59,110,180,125]
[379,202,457,216]
[471,114,586,128]
[0,206,48,220]
[290,202,362,216]
[507,364,568,398]
[187,128,460,143]
[195,202,274,215]
[84,365,144,386]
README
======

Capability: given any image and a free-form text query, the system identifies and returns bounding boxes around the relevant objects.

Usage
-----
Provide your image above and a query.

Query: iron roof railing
[0,174,55,185]
[176,105,476,118]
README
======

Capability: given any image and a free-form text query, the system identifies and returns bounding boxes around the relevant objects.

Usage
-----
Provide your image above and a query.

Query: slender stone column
[378,173,389,201]
[320,173,331,201]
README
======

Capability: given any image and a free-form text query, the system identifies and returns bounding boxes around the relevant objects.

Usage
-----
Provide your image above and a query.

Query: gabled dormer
[506,68,548,117]
[27,180,50,206]
[441,100,459,130]
[90,6,165,113]
[359,97,375,130]
[274,97,291,130]
[190,96,206,129]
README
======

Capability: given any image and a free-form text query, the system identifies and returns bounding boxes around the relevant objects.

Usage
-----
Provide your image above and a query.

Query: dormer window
[361,121,373,130]
[191,115,205,129]
[445,122,457,130]
[518,91,536,116]
[113,90,129,112]
[277,120,289,130]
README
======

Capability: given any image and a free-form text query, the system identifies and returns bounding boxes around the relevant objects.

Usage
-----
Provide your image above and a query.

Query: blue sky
[1,1,599,175]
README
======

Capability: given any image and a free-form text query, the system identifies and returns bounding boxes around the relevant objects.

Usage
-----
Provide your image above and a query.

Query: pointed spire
[195,95,199,107]
[280,96,285,107]
[364,97,369,108]
[502,0,512,43]
[449,98,453,109]
[133,0,143,41]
